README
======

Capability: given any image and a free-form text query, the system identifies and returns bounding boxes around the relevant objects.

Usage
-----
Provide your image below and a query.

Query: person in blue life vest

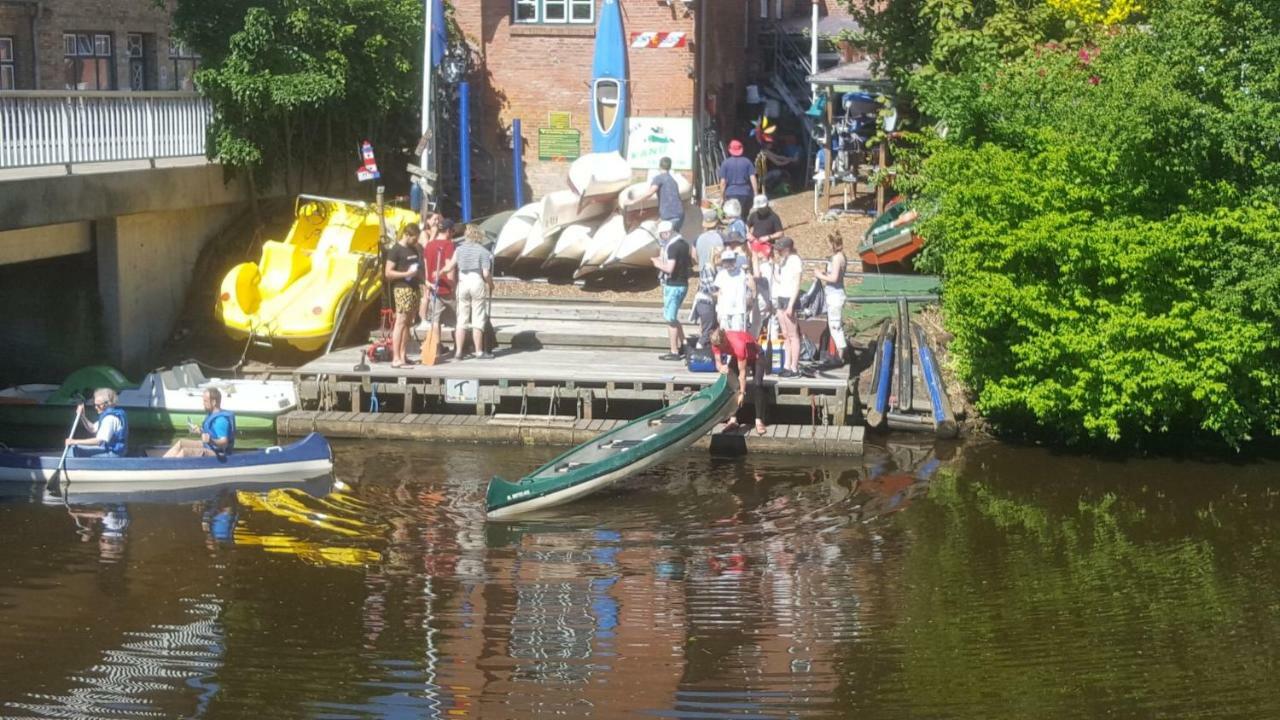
[164,388,236,458]
[64,388,129,457]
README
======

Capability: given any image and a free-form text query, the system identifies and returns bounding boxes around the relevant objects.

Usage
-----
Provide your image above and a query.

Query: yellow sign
[548,111,573,130]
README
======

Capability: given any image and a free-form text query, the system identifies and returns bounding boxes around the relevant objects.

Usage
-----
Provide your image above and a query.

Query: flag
[356,140,381,182]
[429,0,447,67]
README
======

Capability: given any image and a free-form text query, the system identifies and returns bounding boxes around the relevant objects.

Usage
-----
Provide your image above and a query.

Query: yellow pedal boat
[216,195,419,352]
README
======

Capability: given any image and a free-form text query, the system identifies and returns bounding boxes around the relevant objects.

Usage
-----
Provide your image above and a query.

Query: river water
[1,438,1277,719]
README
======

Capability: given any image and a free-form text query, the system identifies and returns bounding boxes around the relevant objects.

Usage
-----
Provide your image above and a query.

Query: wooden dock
[278,410,864,456]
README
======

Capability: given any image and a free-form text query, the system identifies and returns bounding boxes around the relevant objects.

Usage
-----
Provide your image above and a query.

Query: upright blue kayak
[591,0,628,153]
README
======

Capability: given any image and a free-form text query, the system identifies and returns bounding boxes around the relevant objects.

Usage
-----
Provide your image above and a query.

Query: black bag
[799,334,820,362]
[797,280,826,319]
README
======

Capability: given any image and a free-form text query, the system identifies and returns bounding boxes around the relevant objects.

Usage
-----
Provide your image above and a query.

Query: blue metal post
[512,118,524,208]
[459,81,472,223]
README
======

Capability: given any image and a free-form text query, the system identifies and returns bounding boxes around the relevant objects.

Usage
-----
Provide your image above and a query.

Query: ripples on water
[1,439,1278,719]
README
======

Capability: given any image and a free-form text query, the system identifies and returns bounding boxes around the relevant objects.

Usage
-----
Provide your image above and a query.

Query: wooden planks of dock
[278,410,864,456]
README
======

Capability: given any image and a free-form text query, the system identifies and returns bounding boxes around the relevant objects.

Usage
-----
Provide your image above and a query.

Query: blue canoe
[591,0,628,153]
[0,432,334,490]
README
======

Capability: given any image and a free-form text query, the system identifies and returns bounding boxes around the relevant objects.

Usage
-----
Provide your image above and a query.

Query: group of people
[385,211,496,368]
[647,146,850,433]
[64,387,236,460]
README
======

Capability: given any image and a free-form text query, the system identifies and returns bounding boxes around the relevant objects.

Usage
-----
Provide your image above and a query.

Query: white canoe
[518,216,563,262]
[575,214,627,278]
[547,223,598,264]
[604,219,661,269]
[494,202,541,259]
[617,173,693,212]
[568,152,633,199]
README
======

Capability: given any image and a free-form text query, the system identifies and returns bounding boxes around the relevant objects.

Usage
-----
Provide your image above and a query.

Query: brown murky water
[1,438,1277,718]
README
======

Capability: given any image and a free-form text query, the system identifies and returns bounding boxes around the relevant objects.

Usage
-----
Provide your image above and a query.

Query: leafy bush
[911,0,1280,447]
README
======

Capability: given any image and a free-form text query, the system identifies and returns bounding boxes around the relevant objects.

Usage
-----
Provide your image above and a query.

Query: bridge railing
[0,91,211,171]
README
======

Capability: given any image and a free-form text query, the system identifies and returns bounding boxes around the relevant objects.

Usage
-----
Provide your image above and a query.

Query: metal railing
[0,91,211,171]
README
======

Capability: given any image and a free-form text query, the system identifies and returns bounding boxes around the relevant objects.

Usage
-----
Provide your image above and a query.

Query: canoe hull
[591,0,628,153]
[0,433,333,486]
[568,152,632,199]
[860,197,922,269]
[486,375,734,518]
[495,202,542,259]
[548,223,597,264]
[604,221,659,268]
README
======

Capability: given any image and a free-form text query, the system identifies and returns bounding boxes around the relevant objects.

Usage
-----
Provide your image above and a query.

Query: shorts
[425,294,455,325]
[394,286,420,314]
[72,446,120,458]
[692,297,717,345]
[456,272,489,330]
[773,296,791,316]
[662,284,689,323]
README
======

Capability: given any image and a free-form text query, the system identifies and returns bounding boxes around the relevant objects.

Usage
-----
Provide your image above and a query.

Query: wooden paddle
[482,294,497,353]
[419,247,444,366]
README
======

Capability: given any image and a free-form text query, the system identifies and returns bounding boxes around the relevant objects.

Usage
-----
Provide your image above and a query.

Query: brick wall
[32,0,183,91]
[0,5,36,89]
[457,0,698,199]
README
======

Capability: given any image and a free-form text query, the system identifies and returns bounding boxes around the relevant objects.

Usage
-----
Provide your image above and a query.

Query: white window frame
[514,0,594,25]
[0,37,15,90]
[63,32,114,90]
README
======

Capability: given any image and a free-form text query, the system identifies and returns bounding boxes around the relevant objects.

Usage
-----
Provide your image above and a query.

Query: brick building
[0,0,196,92]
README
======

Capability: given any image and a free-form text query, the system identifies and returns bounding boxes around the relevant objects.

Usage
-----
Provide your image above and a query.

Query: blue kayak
[591,0,628,153]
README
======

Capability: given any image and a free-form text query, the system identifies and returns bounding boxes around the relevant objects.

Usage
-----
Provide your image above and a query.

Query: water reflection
[2,438,1277,718]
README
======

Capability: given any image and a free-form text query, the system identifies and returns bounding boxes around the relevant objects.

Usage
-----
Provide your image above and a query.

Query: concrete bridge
[0,91,262,384]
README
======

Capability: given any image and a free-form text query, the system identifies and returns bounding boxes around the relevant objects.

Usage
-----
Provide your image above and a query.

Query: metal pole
[810,0,819,95]
[460,81,472,222]
[513,118,524,208]
[421,0,435,205]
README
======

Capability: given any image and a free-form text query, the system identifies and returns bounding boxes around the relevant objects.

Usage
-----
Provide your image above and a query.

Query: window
[169,37,200,91]
[127,33,149,90]
[0,37,14,90]
[63,32,114,90]
[514,0,593,24]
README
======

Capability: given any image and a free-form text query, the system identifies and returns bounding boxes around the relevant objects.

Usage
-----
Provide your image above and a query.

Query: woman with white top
[713,247,753,332]
[772,237,804,377]
[811,231,848,364]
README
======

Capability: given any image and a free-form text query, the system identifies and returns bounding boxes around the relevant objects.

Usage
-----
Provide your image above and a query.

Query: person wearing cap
[691,208,725,350]
[713,247,753,334]
[747,194,784,245]
[772,237,804,377]
[722,198,748,240]
[632,156,687,226]
[718,139,758,223]
[418,217,457,351]
[651,220,693,360]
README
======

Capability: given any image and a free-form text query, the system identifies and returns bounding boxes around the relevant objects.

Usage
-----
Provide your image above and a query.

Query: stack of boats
[493,151,692,279]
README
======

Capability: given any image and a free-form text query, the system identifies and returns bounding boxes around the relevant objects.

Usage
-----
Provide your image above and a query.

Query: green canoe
[486,373,736,518]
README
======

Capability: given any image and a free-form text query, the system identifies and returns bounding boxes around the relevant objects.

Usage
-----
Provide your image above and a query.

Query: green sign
[538,128,581,160]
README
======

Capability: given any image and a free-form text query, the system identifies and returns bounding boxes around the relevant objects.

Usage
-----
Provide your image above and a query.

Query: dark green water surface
[1,438,1277,718]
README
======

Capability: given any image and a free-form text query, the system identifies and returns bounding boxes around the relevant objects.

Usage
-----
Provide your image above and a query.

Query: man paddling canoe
[64,388,129,458]
[164,388,236,458]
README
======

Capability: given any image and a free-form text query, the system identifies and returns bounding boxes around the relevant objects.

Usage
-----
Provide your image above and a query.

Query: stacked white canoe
[494,151,692,278]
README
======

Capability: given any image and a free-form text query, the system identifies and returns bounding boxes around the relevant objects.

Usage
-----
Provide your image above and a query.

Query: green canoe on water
[486,373,736,519]
[0,364,294,433]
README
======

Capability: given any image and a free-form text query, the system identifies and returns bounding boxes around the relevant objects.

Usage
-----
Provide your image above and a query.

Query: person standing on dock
[419,218,457,351]
[719,140,758,220]
[65,388,128,458]
[691,208,724,350]
[163,388,236,458]
[385,223,423,368]
[747,195,784,245]
[440,225,495,360]
[634,156,687,227]
[652,220,693,360]
[811,231,849,365]
[773,237,804,378]
[714,247,753,334]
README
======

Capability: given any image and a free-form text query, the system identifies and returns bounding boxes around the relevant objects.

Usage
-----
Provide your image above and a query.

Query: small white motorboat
[617,173,693,212]
[494,202,541,259]
[575,213,627,278]
[547,222,598,265]
[568,152,633,199]
[604,219,661,269]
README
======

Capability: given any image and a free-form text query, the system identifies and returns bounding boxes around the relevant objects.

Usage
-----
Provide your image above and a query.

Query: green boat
[486,374,736,519]
[0,364,295,433]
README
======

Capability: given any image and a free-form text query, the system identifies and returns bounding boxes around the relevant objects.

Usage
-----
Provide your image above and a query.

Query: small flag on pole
[356,140,381,181]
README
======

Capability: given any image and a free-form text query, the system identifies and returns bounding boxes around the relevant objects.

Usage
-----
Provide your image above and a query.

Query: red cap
[728,139,744,156]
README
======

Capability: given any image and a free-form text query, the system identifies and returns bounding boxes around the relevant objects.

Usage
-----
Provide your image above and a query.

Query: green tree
[171,0,424,195]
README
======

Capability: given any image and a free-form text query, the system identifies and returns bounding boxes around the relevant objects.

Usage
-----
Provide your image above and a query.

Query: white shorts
[455,272,488,330]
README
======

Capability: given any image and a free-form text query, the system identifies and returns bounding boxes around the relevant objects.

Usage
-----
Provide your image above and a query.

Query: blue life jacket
[99,407,128,456]
[202,410,237,456]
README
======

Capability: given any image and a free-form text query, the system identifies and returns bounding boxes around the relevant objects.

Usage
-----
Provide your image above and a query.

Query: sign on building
[626,117,694,171]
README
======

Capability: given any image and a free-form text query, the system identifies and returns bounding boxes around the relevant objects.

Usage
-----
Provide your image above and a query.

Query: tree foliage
[854,0,1280,448]
[171,0,424,193]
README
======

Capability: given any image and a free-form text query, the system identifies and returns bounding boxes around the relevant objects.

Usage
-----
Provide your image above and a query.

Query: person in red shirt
[710,327,768,435]
[418,218,457,353]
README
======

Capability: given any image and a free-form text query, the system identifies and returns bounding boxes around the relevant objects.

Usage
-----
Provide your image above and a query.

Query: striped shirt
[455,241,493,274]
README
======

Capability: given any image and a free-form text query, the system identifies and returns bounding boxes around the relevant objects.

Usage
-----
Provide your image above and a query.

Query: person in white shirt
[772,237,804,377]
[713,248,753,332]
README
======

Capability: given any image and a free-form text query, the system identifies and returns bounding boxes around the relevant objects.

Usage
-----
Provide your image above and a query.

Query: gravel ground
[492,188,876,301]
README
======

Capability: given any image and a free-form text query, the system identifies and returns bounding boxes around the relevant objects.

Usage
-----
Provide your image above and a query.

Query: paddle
[482,294,497,353]
[420,248,444,366]
[48,404,84,496]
